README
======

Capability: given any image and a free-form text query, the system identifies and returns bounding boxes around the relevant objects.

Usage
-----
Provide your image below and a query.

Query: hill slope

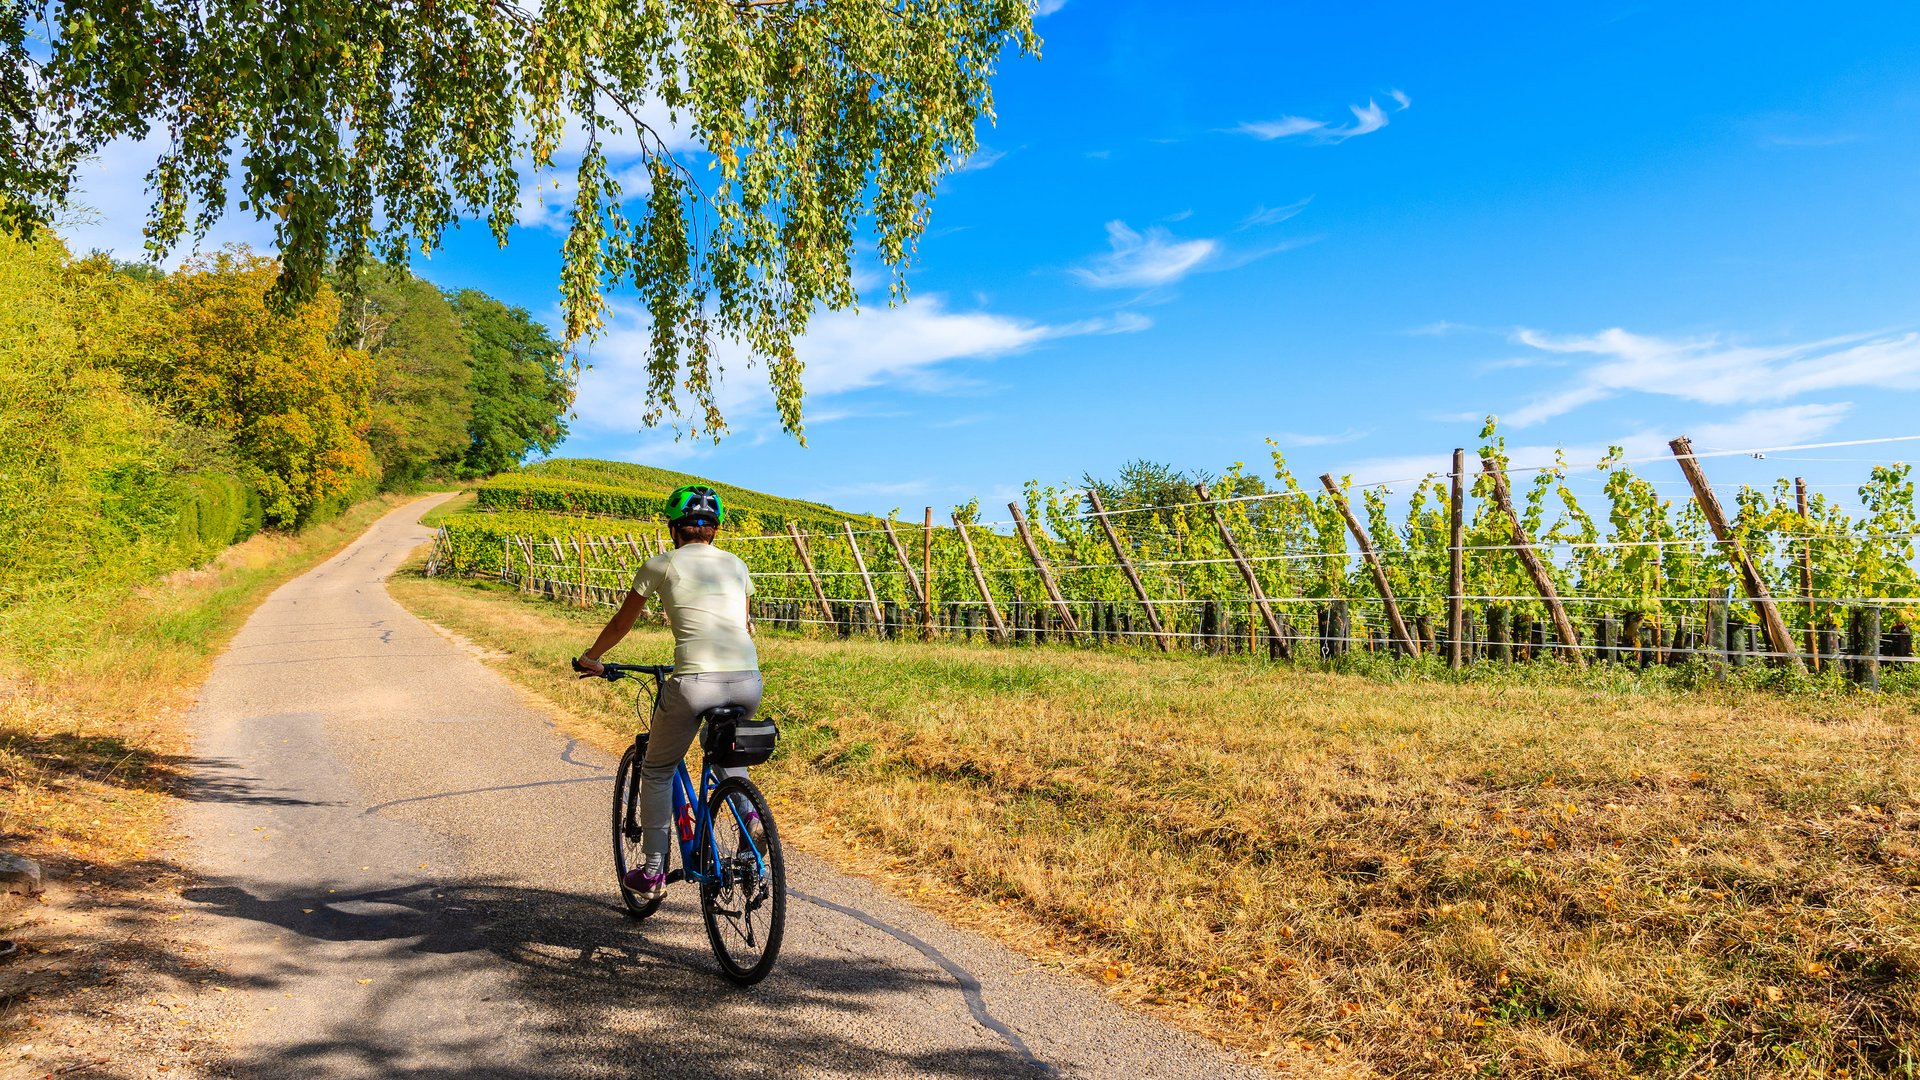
[479,458,879,531]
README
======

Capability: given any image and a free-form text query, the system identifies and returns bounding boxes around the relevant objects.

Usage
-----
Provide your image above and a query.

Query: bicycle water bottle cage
[700,705,777,768]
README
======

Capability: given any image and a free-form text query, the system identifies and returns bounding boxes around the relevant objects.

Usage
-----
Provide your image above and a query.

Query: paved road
[182,496,1265,1079]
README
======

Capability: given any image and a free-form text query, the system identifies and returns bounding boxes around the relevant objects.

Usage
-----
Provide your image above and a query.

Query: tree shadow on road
[173,876,1056,1079]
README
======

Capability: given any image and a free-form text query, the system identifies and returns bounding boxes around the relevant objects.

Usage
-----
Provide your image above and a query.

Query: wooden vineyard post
[1318,474,1420,657]
[786,523,834,627]
[923,508,935,640]
[1085,488,1171,653]
[588,536,604,603]
[1797,478,1819,671]
[881,518,931,637]
[951,514,1010,643]
[545,538,564,598]
[1705,597,1728,677]
[1853,606,1882,691]
[1007,502,1080,636]
[1448,448,1466,670]
[843,522,884,630]
[1479,458,1587,669]
[516,536,537,594]
[575,532,588,608]
[1669,437,1805,671]
[1196,482,1290,659]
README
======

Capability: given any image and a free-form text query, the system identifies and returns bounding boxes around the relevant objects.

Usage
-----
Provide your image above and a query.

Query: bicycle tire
[699,776,786,985]
[612,743,663,920]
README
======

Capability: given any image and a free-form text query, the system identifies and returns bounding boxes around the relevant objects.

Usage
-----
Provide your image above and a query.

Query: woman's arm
[577,590,649,674]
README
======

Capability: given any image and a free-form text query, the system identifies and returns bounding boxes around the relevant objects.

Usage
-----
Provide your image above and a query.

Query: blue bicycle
[582,660,786,985]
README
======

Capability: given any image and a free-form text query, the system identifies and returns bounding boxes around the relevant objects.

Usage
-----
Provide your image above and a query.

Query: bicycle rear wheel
[700,776,786,985]
[612,742,662,920]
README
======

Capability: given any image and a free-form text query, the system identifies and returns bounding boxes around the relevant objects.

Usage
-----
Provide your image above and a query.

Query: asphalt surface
[182,495,1266,1079]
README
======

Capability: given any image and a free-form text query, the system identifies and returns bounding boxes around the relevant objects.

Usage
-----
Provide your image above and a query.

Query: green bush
[173,472,263,554]
[0,233,185,619]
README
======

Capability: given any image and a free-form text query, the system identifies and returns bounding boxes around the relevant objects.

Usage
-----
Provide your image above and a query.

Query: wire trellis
[428,432,1920,687]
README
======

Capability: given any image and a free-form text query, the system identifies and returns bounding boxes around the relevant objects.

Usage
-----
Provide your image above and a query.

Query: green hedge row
[520,458,867,525]
[474,475,864,538]
[475,477,658,518]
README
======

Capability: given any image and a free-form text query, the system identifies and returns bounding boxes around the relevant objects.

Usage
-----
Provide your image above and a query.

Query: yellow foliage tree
[136,251,376,528]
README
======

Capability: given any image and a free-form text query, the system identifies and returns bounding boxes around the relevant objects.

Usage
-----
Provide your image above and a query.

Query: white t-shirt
[630,543,759,674]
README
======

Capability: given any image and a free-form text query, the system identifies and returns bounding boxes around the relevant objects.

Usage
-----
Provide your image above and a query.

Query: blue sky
[66,1,1920,518]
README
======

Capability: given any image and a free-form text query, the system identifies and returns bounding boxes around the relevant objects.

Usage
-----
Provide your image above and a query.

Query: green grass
[418,488,477,527]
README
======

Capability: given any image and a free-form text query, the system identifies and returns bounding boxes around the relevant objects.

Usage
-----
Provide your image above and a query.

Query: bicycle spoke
[701,776,784,984]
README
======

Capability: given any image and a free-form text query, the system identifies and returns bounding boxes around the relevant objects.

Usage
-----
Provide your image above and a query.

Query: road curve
[182,495,1266,1079]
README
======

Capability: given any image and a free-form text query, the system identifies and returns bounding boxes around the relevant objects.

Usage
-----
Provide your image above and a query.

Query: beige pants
[641,670,763,856]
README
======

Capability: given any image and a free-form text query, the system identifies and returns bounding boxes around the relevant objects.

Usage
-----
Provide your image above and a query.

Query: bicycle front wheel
[700,776,786,985]
[612,742,662,920]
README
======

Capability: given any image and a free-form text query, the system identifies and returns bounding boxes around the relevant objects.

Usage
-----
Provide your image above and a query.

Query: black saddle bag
[700,705,778,768]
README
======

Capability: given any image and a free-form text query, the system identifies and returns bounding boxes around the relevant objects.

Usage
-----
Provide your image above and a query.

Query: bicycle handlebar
[572,658,673,681]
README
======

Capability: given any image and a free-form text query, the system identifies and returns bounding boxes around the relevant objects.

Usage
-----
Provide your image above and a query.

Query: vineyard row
[426,432,1920,690]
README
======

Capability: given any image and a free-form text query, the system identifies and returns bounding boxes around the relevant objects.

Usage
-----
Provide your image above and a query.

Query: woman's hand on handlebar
[573,655,606,677]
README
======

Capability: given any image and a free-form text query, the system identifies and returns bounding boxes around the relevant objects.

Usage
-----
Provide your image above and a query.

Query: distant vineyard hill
[476,459,881,537]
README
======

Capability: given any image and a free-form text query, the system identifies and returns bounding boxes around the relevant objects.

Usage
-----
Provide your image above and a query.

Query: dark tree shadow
[164,875,1056,1079]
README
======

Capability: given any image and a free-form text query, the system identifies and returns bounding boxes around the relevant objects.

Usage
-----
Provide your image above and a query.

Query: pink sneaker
[622,864,666,899]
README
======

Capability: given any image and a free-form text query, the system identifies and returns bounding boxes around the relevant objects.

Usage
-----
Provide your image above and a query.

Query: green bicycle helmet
[664,484,725,526]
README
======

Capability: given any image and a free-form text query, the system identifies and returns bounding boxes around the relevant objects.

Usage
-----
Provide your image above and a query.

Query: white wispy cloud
[1336,403,1855,486]
[1034,0,1068,14]
[1405,319,1473,337]
[1276,428,1371,447]
[573,293,1151,436]
[1237,116,1331,140]
[1389,88,1412,111]
[1236,96,1401,144]
[1073,221,1218,289]
[805,479,931,501]
[956,145,1007,172]
[1503,326,1920,427]
[1240,197,1312,228]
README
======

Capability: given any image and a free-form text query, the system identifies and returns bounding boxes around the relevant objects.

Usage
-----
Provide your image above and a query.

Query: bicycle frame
[598,661,772,888]
[668,759,770,886]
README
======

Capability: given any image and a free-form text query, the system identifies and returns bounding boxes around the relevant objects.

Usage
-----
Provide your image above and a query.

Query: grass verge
[417,488,476,527]
[391,573,1920,1079]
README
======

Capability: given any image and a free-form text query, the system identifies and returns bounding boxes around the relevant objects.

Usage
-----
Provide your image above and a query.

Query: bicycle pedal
[665,869,685,884]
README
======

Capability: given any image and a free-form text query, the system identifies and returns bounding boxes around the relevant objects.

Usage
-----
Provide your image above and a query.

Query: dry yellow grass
[393,575,1920,1079]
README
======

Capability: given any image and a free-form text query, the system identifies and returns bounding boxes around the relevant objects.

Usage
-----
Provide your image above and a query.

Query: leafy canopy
[9,0,1038,439]
[139,251,375,528]
[449,289,572,478]
[345,268,474,485]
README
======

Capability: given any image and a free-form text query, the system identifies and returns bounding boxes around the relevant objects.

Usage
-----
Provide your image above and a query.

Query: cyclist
[575,484,762,900]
